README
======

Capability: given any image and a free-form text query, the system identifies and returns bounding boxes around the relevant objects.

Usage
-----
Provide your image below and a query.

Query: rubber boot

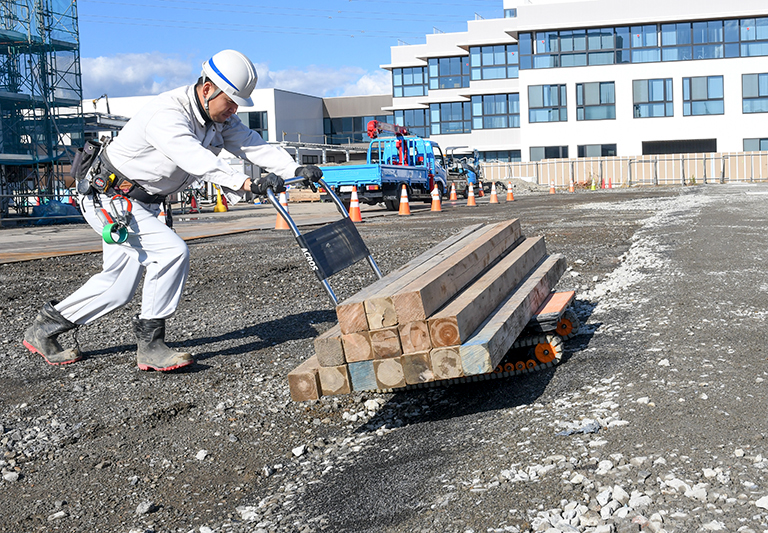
[133,316,193,371]
[23,301,82,365]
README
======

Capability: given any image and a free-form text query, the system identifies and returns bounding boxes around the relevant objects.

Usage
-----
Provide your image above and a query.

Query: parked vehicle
[319,121,448,210]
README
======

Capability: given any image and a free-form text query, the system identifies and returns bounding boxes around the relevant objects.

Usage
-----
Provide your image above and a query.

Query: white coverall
[56,84,299,325]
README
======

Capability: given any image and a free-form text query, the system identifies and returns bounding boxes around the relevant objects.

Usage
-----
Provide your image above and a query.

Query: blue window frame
[576,82,615,120]
[528,85,567,123]
[633,78,673,118]
[323,115,392,144]
[393,67,427,98]
[470,94,520,129]
[518,16,768,71]
[683,76,724,116]
[743,73,768,113]
[430,102,471,135]
[428,57,469,90]
[469,44,519,80]
[394,109,429,138]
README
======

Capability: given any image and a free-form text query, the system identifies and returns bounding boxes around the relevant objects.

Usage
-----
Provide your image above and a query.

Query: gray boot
[133,316,193,371]
[23,301,82,365]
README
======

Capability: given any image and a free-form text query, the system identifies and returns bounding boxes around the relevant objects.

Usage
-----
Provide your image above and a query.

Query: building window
[394,109,430,138]
[578,144,617,157]
[683,76,724,116]
[323,115,392,144]
[528,84,567,123]
[302,155,319,164]
[393,67,428,98]
[633,78,673,118]
[530,146,568,161]
[743,73,768,113]
[744,138,768,151]
[430,102,471,135]
[504,9,517,18]
[237,111,268,141]
[470,94,520,129]
[469,45,519,80]
[428,56,469,90]
[576,82,615,120]
[518,17,768,71]
[480,150,521,162]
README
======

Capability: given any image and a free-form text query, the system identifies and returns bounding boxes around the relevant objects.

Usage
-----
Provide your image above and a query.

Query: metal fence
[481,151,768,189]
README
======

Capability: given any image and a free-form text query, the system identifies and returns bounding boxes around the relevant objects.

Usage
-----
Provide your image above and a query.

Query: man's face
[203,82,238,123]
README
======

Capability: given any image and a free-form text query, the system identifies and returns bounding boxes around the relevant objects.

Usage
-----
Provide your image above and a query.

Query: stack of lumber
[288,219,567,401]
[287,188,322,202]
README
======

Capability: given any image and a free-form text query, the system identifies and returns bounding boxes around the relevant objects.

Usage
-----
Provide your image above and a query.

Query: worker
[22,49,323,372]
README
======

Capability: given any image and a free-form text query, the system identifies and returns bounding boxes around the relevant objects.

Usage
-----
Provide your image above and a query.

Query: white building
[383,0,768,162]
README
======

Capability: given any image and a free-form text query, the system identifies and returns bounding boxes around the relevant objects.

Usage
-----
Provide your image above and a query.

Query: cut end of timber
[336,301,369,335]
[287,356,322,402]
[374,358,406,389]
[428,317,460,348]
[318,365,352,396]
[430,347,463,380]
[391,291,427,325]
[398,320,432,354]
[364,297,398,330]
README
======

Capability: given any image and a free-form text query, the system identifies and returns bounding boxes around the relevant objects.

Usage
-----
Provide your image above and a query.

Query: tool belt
[95,153,167,205]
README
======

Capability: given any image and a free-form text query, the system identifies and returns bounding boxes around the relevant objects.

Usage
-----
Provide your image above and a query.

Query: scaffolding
[0,0,83,220]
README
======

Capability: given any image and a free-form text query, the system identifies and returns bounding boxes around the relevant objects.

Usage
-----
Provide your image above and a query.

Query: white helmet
[201,49,258,107]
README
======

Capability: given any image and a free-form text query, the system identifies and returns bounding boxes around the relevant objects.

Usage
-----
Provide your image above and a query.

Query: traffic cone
[398,184,411,216]
[189,194,199,213]
[506,181,514,201]
[348,186,362,222]
[477,182,484,197]
[607,177,613,189]
[430,185,442,212]
[549,181,556,194]
[449,183,457,201]
[591,178,596,191]
[213,185,227,212]
[489,182,499,204]
[466,182,477,207]
[569,178,575,193]
[275,191,290,230]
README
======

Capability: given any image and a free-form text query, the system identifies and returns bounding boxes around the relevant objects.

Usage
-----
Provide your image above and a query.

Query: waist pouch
[93,153,167,205]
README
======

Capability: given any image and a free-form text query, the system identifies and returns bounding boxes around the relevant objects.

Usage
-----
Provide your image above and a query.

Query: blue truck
[319,122,448,211]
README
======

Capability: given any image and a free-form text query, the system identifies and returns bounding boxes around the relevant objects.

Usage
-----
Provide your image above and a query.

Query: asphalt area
[2,184,768,533]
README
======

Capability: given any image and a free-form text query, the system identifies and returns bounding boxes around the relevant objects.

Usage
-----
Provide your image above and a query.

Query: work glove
[295,165,323,183]
[251,173,285,195]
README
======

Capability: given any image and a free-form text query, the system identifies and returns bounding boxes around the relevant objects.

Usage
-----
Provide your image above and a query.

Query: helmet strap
[200,76,221,121]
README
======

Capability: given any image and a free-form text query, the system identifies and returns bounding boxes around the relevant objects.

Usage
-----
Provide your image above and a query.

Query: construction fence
[481,151,768,189]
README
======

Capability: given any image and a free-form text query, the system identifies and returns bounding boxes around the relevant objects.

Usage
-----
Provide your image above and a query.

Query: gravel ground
[2,184,768,533]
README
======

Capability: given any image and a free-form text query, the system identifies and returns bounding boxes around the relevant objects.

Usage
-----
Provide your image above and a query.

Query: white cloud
[81,53,390,100]
[82,53,196,99]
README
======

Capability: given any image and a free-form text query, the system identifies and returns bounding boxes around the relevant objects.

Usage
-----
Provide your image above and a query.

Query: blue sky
[78,0,502,100]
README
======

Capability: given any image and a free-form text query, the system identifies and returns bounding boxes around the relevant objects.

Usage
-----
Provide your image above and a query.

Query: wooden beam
[430,346,463,380]
[374,357,406,390]
[401,351,434,385]
[527,290,576,332]
[391,219,523,325]
[398,320,431,354]
[361,223,499,332]
[460,254,567,376]
[318,364,352,396]
[369,326,402,359]
[428,237,547,348]
[341,330,373,362]
[348,360,378,391]
[313,325,345,368]
[335,223,486,334]
[287,355,322,402]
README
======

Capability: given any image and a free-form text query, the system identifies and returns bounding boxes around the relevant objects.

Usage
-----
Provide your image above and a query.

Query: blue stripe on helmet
[207,58,239,91]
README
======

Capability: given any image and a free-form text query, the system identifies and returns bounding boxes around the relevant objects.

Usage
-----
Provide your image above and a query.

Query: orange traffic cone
[449,183,457,201]
[607,177,613,189]
[348,186,362,222]
[398,184,411,215]
[506,181,515,202]
[489,183,499,204]
[430,185,442,212]
[189,194,199,213]
[549,181,556,194]
[569,178,575,193]
[275,191,290,230]
[477,182,484,197]
[466,182,477,207]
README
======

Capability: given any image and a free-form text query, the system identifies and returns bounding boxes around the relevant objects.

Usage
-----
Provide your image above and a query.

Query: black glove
[295,165,323,183]
[251,173,285,195]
